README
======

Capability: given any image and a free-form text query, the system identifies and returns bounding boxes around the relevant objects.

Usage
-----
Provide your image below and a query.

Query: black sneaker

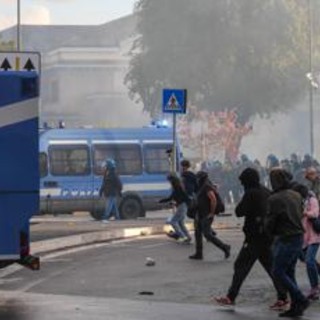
[279,308,300,318]
[279,300,309,318]
[295,299,310,316]
[189,253,203,260]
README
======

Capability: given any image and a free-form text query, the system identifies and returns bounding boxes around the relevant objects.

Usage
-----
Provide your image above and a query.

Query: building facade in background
[0,15,149,129]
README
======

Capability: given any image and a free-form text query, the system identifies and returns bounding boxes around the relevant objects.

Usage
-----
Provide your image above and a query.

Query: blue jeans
[103,196,120,220]
[272,235,306,305]
[169,203,190,239]
[304,243,320,289]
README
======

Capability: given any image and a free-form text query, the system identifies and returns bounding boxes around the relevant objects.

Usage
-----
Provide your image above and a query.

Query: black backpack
[213,188,225,215]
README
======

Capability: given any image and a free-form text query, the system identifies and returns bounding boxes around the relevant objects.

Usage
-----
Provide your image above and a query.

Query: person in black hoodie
[180,160,198,196]
[265,168,309,318]
[215,168,288,308]
[189,171,230,260]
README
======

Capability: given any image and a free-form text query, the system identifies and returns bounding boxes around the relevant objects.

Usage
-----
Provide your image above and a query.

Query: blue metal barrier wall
[0,71,39,262]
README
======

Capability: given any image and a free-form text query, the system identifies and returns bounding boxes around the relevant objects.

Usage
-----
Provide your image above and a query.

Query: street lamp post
[308,0,314,157]
[17,0,21,51]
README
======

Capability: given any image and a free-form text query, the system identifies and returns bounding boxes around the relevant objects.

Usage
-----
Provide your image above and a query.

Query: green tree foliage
[126,0,319,122]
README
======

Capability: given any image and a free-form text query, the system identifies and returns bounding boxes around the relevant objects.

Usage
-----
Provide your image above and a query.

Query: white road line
[18,278,47,293]
[140,243,168,249]
[0,278,23,284]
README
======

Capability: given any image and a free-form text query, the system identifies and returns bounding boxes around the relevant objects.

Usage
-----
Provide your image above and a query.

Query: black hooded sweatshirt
[264,169,304,239]
[236,168,271,242]
[181,170,198,196]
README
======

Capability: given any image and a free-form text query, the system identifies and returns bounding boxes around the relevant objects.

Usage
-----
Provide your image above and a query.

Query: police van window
[49,145,90,176]
[93,144,142,176]
[144,144,171,174]
[39,152,48,177]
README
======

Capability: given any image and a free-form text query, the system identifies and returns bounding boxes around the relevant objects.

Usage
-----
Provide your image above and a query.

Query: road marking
[18,278,47,292]
[45,258,73,263]
[140,243,168,249]
[0,277,22,284]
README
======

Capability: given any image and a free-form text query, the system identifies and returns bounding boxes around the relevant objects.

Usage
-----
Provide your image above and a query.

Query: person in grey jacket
[265,168,309,318]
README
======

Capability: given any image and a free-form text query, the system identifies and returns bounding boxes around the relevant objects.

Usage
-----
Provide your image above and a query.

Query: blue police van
[39,125,180,220]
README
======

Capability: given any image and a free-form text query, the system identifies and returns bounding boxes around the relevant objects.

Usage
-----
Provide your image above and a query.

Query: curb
[31,221,238,255]
[31,225,166,255]
[0,221,238,278]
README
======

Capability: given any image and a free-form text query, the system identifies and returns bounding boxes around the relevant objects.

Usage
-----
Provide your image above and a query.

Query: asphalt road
[0,230,320,319]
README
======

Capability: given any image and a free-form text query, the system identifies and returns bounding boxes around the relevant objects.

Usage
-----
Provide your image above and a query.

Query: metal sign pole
[17,0,21,51]
[162,89,187,173]
[172,113,177,172]
[308,0,314,157]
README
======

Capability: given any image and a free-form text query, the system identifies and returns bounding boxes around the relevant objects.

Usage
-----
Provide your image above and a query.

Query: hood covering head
[239,168,260,188]
[196,171,209,186]
[292,183,309,199]
[269,168,292,191]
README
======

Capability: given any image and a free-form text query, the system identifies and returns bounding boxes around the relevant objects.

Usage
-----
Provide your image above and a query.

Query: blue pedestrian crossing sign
[162,89,187,114]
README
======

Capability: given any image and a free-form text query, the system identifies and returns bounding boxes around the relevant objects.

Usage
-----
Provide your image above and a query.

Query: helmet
[103,158,116,170]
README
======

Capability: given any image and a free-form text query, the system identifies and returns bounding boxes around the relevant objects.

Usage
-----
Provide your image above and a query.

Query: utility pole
[17,0,21,51]
[308,0,314,157]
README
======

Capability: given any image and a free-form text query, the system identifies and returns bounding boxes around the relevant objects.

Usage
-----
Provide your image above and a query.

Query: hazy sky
[0,0,137,31]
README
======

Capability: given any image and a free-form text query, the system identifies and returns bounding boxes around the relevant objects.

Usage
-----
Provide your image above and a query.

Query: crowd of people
[98,153,320,318]
[199,153,320,205]
[164,157,320,318]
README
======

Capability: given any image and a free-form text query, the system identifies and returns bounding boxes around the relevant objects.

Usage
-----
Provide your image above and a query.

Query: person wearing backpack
[215,168,288,309]
[189,171,230,260]
[180,159,198,221]
[180,159,198,197]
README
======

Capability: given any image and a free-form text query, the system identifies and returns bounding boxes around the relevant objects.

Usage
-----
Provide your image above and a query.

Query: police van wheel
[120,197,143,220]
[90,211,104,221]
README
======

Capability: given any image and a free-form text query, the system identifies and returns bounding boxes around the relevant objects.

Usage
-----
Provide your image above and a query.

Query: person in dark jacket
[180,159,198,196]
[99,159,122,223]
[189,171,230,260]
[265,168,309,318]
[160,173,192,243]
[215,168,288,308]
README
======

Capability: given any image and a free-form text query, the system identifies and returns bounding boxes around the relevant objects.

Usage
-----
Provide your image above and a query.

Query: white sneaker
[101,220,109,224]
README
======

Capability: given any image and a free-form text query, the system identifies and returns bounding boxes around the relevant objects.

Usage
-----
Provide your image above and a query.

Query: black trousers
[227,239,287,302]
[194,216,229,255]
